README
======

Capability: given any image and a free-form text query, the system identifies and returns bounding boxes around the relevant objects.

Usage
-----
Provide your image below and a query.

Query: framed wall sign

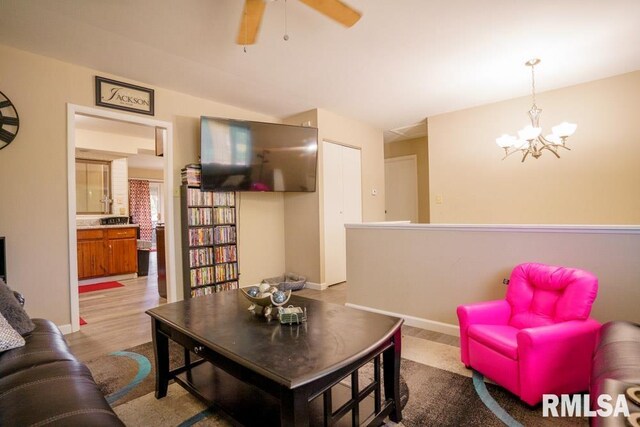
[95,76,155,116]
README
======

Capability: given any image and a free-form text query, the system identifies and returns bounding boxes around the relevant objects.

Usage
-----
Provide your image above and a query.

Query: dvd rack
[180,183,239,299]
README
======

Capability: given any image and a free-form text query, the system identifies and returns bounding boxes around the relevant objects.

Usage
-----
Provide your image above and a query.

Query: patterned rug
[86,341,586,426]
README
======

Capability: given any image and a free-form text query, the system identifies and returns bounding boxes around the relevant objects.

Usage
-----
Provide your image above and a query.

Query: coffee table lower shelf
[174,362,380,426]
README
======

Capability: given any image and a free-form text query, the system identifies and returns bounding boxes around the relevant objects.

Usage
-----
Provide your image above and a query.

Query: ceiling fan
[237,0,362,45]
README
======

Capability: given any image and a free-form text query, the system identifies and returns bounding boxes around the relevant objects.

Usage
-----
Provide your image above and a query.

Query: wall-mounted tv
[200,117,318,192]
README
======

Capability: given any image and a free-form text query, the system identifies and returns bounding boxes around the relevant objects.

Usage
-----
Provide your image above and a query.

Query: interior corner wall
[282,110,322,284]
[428,70,640,224]
[383,136,430,223]
[316,109,385,285]
[0,44,285,325]
[281,109,386,285]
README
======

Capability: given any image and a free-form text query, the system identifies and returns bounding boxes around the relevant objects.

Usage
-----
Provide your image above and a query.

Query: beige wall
[346,224,640,333]
[384,136,430,223]
[429,71,640,224]
[0,44,284,324]
[75,128,154,155]
[282,110,322,283]
[128,167,163,181]
[282,109,385,285]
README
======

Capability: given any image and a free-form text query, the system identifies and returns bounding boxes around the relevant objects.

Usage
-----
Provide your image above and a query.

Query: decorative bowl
[240,288,291,316]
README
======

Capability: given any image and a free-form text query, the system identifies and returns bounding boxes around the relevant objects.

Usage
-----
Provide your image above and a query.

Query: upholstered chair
[457,263,601,405]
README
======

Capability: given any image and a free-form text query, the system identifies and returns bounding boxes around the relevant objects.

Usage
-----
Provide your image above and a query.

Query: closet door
[323,141,362,286]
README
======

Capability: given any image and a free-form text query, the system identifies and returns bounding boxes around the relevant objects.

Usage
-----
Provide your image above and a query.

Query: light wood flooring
[67,258,348,361]
[67,267,457,362]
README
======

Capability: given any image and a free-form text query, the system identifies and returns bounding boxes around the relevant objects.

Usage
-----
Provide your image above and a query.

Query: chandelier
[496,58,577,162]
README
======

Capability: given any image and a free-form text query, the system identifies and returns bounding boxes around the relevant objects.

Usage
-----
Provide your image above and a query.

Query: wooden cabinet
[77,227,138,279]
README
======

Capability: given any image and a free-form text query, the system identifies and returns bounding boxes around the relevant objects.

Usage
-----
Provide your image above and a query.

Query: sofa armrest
[457,300,511,366]
[13,291,25,307]
[517,319,601,405]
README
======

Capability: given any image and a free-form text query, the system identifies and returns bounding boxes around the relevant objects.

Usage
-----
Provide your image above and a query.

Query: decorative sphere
[272,290,287,304]
[246,287,260,297]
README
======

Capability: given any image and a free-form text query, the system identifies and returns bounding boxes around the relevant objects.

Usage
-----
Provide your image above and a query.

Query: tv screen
[200,117,318,192]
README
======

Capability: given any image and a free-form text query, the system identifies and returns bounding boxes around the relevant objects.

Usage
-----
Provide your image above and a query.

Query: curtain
[129,179,153,241]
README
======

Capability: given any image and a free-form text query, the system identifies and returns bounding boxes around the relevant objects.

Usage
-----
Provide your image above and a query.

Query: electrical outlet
[371,189,378,196]
[503,278,510,285]
[435,195,443,204]
[173,187,180,197]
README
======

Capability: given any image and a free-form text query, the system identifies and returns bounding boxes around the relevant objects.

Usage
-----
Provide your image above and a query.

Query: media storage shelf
[181,184,239,299]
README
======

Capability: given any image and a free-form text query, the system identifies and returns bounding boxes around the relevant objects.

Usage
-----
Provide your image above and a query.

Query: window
[76,159,111,214]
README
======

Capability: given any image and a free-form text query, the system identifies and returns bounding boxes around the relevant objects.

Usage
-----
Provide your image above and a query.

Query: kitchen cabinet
[77,227,138,279]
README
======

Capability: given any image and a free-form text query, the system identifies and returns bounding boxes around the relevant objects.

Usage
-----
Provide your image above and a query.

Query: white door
[385,155,418,222]
[323,141,362,286]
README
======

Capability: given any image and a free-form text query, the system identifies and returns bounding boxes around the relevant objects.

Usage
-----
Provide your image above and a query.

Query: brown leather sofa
[0,295,123,426]
[591,321,640,426]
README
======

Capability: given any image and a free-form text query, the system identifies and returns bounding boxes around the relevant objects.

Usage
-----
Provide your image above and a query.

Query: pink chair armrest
[457,300,511,328]
[457,300,511,366]
[517,319,602,405]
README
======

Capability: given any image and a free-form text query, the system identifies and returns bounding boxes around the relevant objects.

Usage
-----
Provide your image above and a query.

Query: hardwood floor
[67,265,348,362]
[67,252,166,362]
[67,276,457,362]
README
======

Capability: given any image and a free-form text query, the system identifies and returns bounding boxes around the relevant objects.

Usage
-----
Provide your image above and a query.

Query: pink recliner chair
[457,263,601,405]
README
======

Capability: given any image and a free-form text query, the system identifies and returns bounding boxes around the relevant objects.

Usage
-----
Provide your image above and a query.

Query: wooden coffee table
[146,290,403,426]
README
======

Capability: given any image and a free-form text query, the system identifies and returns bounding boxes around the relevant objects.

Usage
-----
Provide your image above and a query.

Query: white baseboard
[344,303,460,337]
[305,281,327,290]
[58,324,73,335]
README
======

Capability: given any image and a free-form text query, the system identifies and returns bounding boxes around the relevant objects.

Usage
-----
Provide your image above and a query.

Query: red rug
[78,281,125,294]
[79,317,87,326]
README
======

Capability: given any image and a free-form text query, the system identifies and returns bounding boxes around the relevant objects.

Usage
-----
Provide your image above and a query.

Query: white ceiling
[1,0,639,133]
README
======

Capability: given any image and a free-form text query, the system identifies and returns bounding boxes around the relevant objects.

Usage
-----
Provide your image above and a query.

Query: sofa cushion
[0,319,76,378]
[0,311,25,352]
[0,360,125,426]
[468,324,519,360]
[0,279,35,335]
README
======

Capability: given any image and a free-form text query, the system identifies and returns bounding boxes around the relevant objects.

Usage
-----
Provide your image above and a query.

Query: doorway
[322,140,362,287]
[384,155,418,222]
[66,104,175,333]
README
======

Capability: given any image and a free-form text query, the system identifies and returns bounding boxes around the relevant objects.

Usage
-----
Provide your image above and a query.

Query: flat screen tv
[200,117,318,192]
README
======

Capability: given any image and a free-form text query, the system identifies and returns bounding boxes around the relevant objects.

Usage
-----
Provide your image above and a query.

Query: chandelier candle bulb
[496,58,577,162]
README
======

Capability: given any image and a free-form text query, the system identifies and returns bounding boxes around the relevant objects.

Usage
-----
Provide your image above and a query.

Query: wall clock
[0,91,20,150]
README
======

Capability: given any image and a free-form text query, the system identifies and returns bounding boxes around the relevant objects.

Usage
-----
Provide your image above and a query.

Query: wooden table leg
[280,387,309,427]
[152,317,169,399]
[383,327,403,423]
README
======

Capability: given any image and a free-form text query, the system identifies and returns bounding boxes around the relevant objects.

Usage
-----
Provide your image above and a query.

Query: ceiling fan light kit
[496,58,577,163]
[237,0,362,47]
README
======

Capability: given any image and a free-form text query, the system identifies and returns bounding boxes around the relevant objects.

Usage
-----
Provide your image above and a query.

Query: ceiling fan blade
[236,0,267,45]
[298,0,362,27]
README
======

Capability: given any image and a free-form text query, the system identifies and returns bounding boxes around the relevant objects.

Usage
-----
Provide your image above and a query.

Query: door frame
[66,104,176,333]
[384,154,419,222]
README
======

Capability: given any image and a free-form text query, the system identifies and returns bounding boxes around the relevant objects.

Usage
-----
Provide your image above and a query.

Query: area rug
[86,341,586,426]
[79,281,125,293]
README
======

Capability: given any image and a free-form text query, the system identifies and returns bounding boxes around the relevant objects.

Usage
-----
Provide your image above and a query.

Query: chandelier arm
[501,147,526,160]
[521,150,529,163]
[536,137,561,159]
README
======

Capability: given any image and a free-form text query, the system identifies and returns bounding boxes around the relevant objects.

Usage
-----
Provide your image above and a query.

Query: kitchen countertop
[77,224,140,230]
